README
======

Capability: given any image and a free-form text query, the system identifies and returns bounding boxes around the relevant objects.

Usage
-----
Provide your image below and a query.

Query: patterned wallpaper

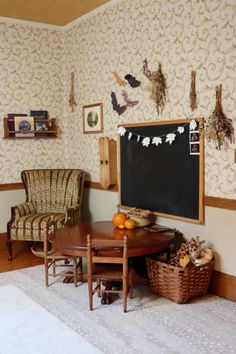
[0,23,67,183]
[64,0,236,198]
[1,0,236,199]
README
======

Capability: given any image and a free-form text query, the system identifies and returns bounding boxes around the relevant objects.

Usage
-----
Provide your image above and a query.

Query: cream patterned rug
[0,265,236,354]
[0,285,101,354]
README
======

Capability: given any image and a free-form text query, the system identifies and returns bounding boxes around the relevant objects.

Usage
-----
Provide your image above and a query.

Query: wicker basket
[146,257,214,304]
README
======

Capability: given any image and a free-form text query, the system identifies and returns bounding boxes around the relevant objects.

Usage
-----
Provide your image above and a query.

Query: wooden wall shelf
[2,117,57,139]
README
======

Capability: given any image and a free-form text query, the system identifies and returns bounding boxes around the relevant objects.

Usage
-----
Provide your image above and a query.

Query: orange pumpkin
[124,219,136,229]
[112,212,128,227]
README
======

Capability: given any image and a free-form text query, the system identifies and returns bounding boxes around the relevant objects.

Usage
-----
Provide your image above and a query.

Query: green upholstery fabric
[8,169,85,242]
[10,213,65,241]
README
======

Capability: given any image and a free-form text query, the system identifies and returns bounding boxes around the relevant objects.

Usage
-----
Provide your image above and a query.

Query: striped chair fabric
[8,169,85,243]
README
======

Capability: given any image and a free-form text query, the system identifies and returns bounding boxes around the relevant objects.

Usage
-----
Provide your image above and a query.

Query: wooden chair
[41,220,83,287]
[87,234,133,312]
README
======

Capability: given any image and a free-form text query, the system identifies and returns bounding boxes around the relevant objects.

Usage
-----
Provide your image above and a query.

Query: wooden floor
[0,234,43,273]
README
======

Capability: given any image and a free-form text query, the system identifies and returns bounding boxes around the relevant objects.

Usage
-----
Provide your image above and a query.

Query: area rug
[0,265,236,354]
[0,285,101,354]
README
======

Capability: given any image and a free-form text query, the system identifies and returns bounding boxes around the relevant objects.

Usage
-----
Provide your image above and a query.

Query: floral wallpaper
[0,22,66,183]
[1,0,236,199]
[64,0,236,199]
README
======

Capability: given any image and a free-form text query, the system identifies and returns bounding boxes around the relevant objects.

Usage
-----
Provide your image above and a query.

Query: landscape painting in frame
[83,103,103,134]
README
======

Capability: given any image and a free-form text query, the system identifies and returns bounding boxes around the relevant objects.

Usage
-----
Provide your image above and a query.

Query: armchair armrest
[12,202,37,218]
[65,203,81,225]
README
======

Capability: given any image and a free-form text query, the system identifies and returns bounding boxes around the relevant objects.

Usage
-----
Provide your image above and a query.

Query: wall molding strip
[204,196,236,211]
[0,183,24,191]
[1,183,236,210]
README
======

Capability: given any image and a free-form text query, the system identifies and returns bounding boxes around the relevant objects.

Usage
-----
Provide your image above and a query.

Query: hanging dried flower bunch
[149,63,167,114]
[190,70,197,111]
[206,84,234,150]
[69,72,77,112]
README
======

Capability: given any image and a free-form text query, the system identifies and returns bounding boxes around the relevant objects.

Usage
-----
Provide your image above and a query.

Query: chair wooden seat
[93,264,123,279]
[87,234,133,312]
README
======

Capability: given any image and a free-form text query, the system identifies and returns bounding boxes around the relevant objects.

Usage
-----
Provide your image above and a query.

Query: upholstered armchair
[7,169,85,260]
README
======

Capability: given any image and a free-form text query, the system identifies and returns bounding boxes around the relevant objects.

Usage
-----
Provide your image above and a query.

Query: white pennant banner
[118,120,198,148]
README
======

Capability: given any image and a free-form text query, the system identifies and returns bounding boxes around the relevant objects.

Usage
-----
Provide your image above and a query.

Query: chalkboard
[119,118,204,224]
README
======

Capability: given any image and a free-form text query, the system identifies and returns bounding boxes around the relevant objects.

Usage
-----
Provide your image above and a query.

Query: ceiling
[0,0,111,26]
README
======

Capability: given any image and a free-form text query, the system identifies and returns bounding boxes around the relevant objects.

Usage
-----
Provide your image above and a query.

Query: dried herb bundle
[69,72,77,112]
[206,84,234,150]
[190,70,197,111]
[150,63,167,114]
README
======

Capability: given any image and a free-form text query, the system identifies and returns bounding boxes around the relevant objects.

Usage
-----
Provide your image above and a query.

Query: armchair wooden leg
[6,239,13,261]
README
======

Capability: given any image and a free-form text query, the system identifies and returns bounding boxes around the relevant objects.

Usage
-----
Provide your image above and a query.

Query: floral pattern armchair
[7,169,85,260]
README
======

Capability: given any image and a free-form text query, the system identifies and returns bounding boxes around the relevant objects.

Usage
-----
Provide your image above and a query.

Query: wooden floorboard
[0,234,43,273]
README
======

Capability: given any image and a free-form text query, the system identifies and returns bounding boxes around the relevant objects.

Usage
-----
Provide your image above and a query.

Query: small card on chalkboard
[189,123,200,155]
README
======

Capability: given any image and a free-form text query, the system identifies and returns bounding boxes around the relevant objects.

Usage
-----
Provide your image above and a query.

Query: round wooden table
[51,220,175,258]
[51,221,175,304]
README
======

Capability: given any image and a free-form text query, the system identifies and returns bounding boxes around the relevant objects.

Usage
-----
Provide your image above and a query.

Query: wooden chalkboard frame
[118,118,205,224]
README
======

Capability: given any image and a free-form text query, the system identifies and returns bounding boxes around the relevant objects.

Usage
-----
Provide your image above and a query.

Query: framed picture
[83,103,103,134]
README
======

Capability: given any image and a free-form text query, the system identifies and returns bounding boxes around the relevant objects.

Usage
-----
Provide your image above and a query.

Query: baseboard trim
[0,232,7,238]
[210,270,236,302]
[205,196,236,211]
[0,183,23,191]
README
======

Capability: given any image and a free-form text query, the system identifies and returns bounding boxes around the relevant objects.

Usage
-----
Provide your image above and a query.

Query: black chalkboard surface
[119,118,204,224]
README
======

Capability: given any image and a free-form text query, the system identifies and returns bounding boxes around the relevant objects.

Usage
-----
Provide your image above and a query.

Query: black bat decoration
[111,92,127,115]
[124,74,141,88]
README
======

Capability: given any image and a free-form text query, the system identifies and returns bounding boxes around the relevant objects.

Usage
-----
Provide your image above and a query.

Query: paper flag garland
[190,119,197,131]
[118,120,197,149]
[152,137,162,146]
[166,133,176,145]
[118,127,126,136]
[178,126,184,134]
[142,137,150,147]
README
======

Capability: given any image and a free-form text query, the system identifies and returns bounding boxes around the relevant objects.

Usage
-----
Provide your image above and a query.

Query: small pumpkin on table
[112,212,136,229]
